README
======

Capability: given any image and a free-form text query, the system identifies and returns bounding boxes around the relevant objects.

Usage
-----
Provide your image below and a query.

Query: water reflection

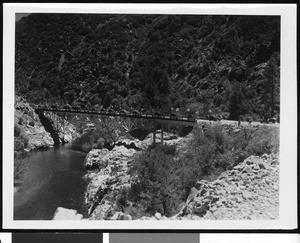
[14,145,89,220]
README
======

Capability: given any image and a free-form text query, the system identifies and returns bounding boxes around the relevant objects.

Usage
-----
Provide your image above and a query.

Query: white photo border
[3,3,297,229]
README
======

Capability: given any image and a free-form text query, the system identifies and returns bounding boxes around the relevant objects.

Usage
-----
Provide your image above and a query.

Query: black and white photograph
[2,4,297,229]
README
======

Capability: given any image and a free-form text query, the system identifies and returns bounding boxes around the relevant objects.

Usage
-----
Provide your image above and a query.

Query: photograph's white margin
[3,3,297,229]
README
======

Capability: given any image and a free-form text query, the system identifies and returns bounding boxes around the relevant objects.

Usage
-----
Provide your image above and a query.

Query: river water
[14,145,89,220]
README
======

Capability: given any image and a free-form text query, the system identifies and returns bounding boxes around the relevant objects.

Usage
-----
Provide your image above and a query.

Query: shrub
[128,144,183,216]
[246,125,279,155]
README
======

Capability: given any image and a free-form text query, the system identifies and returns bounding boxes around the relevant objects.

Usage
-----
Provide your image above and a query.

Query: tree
[261,54,280,117]
[228,81,247,120]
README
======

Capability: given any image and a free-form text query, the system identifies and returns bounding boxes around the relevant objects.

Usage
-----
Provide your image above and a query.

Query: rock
[53,207,83,220]
[84,149,109,169]
[186,187,199,203]
[121,214,132,220]
[258,161,268,170]
[242,191,252,199]
[218,172,228,179]
[155,212,162,220]
[110,212,122,220]
[242,165,252,174]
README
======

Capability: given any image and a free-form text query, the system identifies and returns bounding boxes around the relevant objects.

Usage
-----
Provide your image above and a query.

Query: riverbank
[77,123,279,221]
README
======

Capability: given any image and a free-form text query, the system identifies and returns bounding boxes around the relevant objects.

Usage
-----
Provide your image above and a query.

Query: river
[14,145,89,220]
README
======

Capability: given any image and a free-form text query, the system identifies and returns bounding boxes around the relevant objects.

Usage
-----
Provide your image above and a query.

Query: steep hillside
[15,14,280,120]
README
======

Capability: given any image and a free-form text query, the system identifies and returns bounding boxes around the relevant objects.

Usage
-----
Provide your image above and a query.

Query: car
[118,109,129,115]
[63,104,71,110]
[131,110,141,116]
[107,108,115,114]
[153,112,161,118]
[170,113,179,120]
[260,117,269,123]
[268,117,276,123]
[98,108,105,113]
[207,114,217,121]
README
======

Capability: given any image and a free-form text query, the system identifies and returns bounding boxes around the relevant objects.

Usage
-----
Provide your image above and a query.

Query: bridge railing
[34,106,197,124]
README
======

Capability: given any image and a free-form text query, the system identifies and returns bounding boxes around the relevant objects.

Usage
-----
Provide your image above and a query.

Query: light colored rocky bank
[175,153,279,220]
[15,96,54,151]
[14,95,78,153]
[81,140,279,221]
[53,128,279,221]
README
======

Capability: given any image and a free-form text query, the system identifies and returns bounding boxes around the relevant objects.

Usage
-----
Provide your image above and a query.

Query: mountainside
[15,14,280,120]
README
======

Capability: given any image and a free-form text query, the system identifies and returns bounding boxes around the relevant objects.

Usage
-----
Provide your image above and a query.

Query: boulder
[84,149,109,169]
[53,207,83,220]
[154,212,162,220]
[110,212,122,220]
[121,214,132,220]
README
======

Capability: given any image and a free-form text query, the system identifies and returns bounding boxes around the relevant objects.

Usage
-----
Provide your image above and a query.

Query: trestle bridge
[34,105,199,145]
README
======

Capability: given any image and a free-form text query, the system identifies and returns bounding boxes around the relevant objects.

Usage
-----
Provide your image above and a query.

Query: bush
[128,144,183,216]
[246,125,279,155]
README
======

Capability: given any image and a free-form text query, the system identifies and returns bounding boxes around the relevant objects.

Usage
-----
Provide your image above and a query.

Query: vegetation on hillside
[15,14,280,120]
[116,125,279,218]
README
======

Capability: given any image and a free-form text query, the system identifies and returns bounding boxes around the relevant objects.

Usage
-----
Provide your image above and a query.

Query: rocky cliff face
[14,95,79,155]
[14,96,54,153]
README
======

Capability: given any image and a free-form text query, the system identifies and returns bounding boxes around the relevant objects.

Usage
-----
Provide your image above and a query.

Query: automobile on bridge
[131,109,141,116]
[118,109,130,115]
[170,113,179,120]
[153,112,162,118]
[106,108,115,114]
[63,104,71,110]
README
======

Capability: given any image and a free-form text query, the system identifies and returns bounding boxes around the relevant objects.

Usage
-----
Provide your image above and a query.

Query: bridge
[34,105,198,145]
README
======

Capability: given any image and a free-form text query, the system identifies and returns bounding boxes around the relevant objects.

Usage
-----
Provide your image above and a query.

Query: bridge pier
[153,130,156,147]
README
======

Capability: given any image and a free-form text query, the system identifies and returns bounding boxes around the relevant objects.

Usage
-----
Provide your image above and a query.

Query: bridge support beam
[153,130,156,147]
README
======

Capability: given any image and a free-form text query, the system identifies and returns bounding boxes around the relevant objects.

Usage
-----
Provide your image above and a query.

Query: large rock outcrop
[14,95,79,154]
[174,153,279,220]
[84,145,138,219]
[15,96,54,152]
